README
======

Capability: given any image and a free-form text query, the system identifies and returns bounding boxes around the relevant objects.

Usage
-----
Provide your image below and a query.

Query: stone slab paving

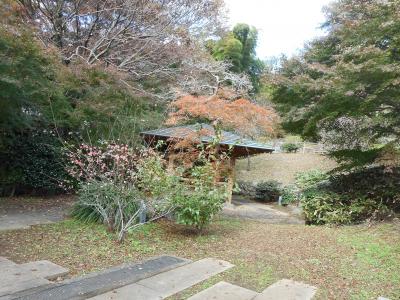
[0,257,68,299]
[9,256,189,300]
[2,260,69,281]
[0,278,51,300]
[188,281,258,300]
[254,279,317,300]
[0,257,16,268]
[89,284,163,300]
[91,258,234,300]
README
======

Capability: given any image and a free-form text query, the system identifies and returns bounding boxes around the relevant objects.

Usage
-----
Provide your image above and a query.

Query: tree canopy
[267,0,400,169]
[211,23,264,92]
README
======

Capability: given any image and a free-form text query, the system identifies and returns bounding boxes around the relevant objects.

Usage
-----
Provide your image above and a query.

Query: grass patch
[337,225,400,299]
[1,217,399,299]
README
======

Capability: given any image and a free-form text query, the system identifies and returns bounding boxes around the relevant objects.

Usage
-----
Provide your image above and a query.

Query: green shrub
[294,168,398,225]
[295,169,328,189]
[301,190,352,225]
[0,130,72,196]
[71,152,178,241]
[281,185,299,205]
[301,189,393,225]
[255,180,281,202]
[172,163,226,232]
[236,181,257,198]
[281,143,300,153]
[328,167,400,212]
[173,188,225,232]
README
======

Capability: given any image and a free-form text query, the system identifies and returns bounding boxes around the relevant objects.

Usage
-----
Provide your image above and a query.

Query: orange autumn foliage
[166,95,279,138]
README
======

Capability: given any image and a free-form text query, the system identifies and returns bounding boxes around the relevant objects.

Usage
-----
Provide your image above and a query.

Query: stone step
[2,260,69,281]
[90,258,234,300]
[88,283,162,300]
[8,256,190,300]
[254,279,317,300]
[0,274,50,299]
[188,281,258,300]
[0,258,69,298]
[0,257,16,268]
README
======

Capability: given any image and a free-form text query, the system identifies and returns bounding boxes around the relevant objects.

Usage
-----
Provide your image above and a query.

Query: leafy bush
[281,143,300,153]
[298,167,398,225]
[136,153,183,199]
[69,148,176,241]
[73,181,140,231]
[72,179,173,242]
[0,130,71,196]
[236,181,257,198]
[295,169,328,189]
[70,145,226,237]
[281,185,299,205]
[328,167,400,212]
[301,190,351,225]
[255,180,281,202]
[301,189,392,225]
[172,163,226,232]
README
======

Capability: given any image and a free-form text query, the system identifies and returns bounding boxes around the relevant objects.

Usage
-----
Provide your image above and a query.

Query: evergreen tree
[268,0,400,169]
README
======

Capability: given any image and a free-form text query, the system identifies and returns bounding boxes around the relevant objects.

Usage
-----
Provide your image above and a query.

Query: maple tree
[166,95,279,138]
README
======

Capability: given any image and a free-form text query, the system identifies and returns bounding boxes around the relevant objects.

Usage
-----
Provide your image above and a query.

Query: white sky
[224,0,332,59]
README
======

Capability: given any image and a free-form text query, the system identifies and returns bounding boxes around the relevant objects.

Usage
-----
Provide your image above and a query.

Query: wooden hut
[140,124,274,202]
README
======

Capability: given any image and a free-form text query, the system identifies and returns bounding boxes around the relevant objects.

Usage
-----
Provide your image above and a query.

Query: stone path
[0,197,73,231]
[7,256,189,300]
[90,258,234,300]
[188,280,317,300]
[254,279,317,300]
[223,196,304,224]
[188,281,258,300]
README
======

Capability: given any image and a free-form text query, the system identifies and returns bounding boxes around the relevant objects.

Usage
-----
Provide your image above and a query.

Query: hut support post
[226,156,236,204]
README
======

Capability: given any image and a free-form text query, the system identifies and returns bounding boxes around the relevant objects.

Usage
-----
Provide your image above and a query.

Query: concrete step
[0,258,64,298]
[9,256,189,300]
[0,273,50,299]
[0,257,16,268]
[188,281,258,300]
[2,260,69,280]
[254,279,317,300]
[88,283,162,300]
[90,258,234,300]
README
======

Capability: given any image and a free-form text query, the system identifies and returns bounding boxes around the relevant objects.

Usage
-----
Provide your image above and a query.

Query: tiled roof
[141,124,274,152]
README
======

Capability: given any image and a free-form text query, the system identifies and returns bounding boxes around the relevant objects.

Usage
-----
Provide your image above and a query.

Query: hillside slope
[236,153,337,185]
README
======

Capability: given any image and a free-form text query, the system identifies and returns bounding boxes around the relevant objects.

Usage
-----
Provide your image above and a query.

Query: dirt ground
[0,217,399,300]
[236,153,337,185]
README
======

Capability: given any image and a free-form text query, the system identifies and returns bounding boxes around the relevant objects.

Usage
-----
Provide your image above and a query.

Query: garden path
[222,196,304,224]
[0,196,74,231]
